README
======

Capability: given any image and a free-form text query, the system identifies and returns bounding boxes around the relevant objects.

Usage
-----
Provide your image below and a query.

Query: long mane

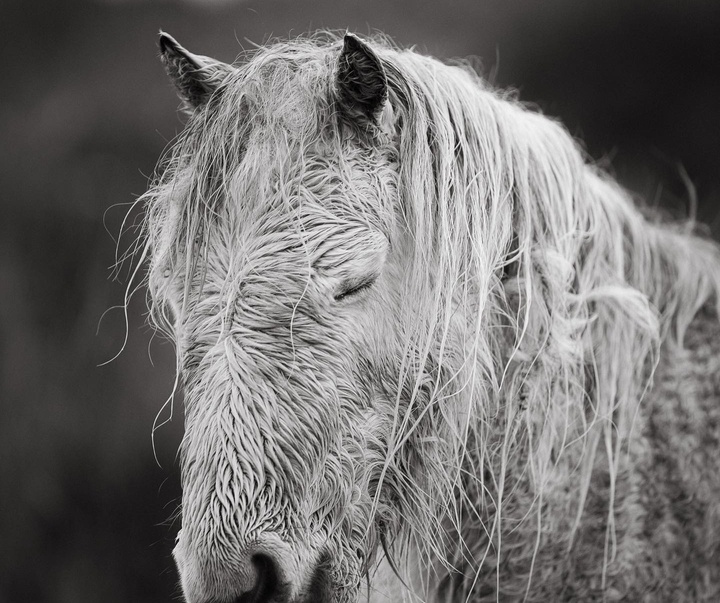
[140,34,720,597]
[376,40,720,593]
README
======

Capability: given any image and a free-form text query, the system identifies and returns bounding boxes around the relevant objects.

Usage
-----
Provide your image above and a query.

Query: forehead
[173,57,395,224]
[207,46,335,145]
[146,46,401,289]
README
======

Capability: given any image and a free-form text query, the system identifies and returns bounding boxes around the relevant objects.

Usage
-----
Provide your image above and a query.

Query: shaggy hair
[136,32,720,602]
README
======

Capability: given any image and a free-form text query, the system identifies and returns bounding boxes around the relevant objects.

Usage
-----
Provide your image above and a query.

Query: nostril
[234,553,280,603]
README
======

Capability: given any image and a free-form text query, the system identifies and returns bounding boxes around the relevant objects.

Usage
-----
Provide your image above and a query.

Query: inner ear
[159,31,235,110]
[335,34,388,130]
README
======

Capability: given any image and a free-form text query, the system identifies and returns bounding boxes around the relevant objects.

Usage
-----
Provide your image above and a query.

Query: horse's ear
[158,32,234,110]
[335,34,388,130]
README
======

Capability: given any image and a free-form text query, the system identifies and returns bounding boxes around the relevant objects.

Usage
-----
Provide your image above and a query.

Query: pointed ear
[158,31,234,110]
[335,34,388,130]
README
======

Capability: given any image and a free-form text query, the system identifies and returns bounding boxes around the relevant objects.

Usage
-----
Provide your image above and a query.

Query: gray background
[1,1,719,601]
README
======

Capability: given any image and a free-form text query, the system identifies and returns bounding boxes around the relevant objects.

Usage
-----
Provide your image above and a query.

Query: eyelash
[333,277,377,302]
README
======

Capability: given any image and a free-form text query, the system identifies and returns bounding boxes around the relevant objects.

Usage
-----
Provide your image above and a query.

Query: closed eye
[333,276,377,302]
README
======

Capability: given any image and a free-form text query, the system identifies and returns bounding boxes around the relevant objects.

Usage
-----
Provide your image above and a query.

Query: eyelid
[333,275,378,302]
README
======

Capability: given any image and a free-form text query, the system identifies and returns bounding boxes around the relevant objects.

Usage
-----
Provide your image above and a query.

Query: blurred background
[1,0,718,601]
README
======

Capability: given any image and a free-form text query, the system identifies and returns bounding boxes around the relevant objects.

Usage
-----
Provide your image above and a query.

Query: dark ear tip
[343,33,362,51]
[158,31,178,54]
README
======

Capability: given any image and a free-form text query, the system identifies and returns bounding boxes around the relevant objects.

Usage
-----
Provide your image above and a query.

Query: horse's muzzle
[175,530,333,603]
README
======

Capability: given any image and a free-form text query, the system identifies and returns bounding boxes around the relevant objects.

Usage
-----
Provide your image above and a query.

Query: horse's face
[150,34,415,603]
[169,151,403,603]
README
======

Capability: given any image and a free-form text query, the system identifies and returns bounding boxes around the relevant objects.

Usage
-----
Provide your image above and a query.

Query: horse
[138,31,720,602]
